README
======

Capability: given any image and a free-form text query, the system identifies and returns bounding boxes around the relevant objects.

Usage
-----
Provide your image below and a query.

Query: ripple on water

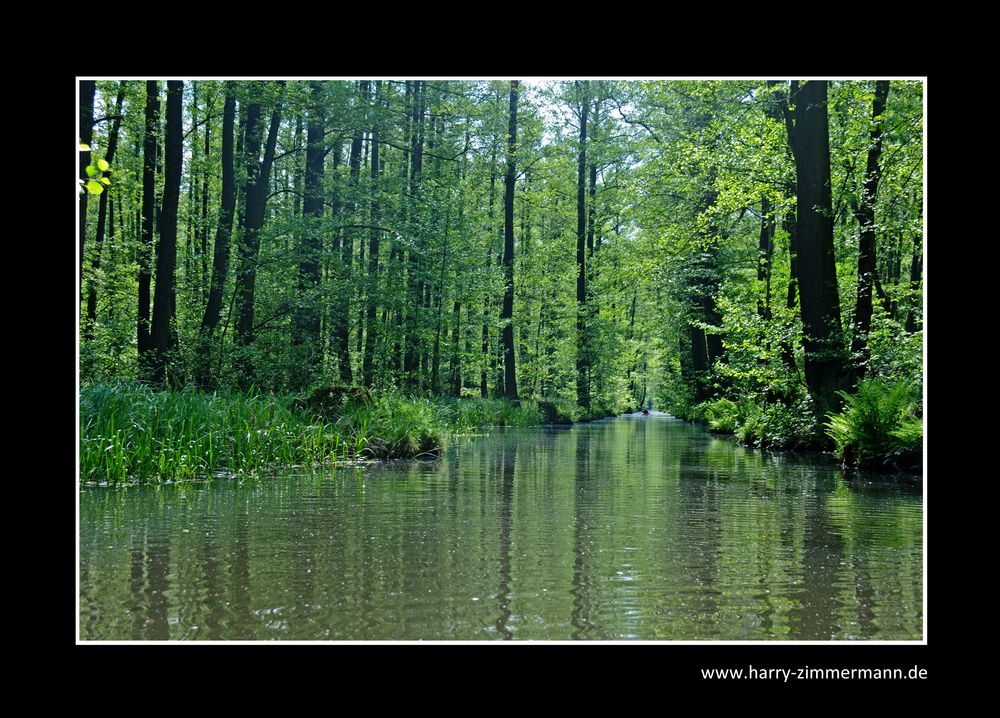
[80,418,923,640]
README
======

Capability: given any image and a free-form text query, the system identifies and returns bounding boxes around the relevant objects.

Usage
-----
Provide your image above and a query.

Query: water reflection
[80,416,923,640]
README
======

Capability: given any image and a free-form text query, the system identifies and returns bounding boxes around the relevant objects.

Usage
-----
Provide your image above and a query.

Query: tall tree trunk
[688,324,709,404]
[501,80,519,400]
[403,81,426,390]
[333,81,368,384]
[196,88,236,387]
[150,80,184,384]
[79,80,96,295]
[293,81,326,388]
[626,290,638,401]
[85,83,125,340]
[480,270,490,398]
[200,90,212,302]
[138,81,159,366]
[587,93,598,266]
[450,299,462,396]
[201,87,237,334]
[757,196,775,321]
[362,81,382,388]
[785,80,845,417]
[575,80,590,409]
[849,80,890,382]
[187,84,198,289]
[431,213,449,395]
[234,83,284,385]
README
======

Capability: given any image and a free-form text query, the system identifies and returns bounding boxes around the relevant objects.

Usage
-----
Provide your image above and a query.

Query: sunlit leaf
[97,158,110,172]
[86,180,104,195]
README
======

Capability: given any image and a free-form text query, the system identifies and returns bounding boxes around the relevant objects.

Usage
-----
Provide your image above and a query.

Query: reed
[80,384,562,484]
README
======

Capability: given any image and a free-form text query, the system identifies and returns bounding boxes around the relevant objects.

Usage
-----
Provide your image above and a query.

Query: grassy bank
[678,379,922,472]
[80,383,580,484]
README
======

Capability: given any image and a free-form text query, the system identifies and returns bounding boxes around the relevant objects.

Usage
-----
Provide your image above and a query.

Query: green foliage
[537,398,581,424]
[80,382,349,484]
[80,383,576,483]
[435,397,543,432]
[865,308,922,383]
[79,143,111,195]
[339,396,445,459]
[77,79,922,475]
[695,397,742,433]
[735,392,822,450]
[824,380,921,469]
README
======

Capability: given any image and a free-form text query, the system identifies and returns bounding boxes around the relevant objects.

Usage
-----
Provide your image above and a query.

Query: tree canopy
[78,78,924,436]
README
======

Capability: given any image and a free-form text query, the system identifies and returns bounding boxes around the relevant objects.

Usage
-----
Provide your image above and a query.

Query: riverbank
[676,379,922,474]
[80,383,591,484]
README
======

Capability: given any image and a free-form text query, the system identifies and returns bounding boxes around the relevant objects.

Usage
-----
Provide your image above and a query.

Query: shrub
[537,398,580,424]
[694,398,742,433]
[733,391,821,451]
[824,380,921,469]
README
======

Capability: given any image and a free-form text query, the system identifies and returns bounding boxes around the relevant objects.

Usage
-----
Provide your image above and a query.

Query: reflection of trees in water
[822,482,923,638]
[570,428,594,639]
[494,439,516,639]
[787,488,845,639]
[144,536,170,639]
[128,528,146,640]
[197,517,226,640]
[676,442,723,637]
[227,502,254,639]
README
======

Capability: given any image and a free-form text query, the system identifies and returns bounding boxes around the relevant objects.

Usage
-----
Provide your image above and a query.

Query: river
[79,414,923,640]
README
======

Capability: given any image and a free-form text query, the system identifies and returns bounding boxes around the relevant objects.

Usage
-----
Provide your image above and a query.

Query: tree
[198,84,238,385]
[849,80,891,380]
[85,82,126,340]
[362,81,383,389]
[501,80,519,399]
[234,82,284,385]
[76,78,922,443]
[784,80,846,417]
[201,86,237,334]
[149,80,183,384]
[137,80,159,365]
[575,80,590,409]
[292,80,326,387]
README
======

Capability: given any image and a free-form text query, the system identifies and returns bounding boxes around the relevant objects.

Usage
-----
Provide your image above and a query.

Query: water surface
[79,415,923,640]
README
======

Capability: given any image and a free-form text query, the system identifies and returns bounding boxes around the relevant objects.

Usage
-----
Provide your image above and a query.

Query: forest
[78,79,924,482]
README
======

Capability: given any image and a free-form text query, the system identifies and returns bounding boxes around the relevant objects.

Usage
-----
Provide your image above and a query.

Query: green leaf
[86,180,104,195]
[85,164,98,178]
[97,158,110,172]
[100,177,111,186]
[79,143,91,152]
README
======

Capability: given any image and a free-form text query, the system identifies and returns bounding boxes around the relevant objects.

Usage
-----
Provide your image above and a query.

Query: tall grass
[81,384,569,484]
[433,397,544,432]
[81,383,347,484]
